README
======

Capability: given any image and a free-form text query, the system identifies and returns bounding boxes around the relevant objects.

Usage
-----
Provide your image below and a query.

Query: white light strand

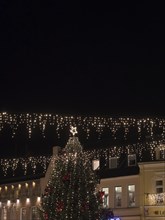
[0,112,164,140]
[0,140,164,177]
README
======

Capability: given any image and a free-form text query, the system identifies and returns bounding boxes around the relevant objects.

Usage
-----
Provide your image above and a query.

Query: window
[21,207,27,220]
[156,180,163,193]
[155,180,164,204]
[128,185,135,207]
[10,206,17,220]
[160,148,165,159]
[92,159,100,170]
[128,154,136,166]
[109,157,118,169]
[102,188,109,208]
[155,147,165,160]
[115,186,122,207]
[31,206,40,220]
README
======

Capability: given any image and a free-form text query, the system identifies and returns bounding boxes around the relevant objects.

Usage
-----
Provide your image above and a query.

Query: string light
[0,140,164,177]
[0,156,51,177]
[0,112,164,140]
[0,112,164,177]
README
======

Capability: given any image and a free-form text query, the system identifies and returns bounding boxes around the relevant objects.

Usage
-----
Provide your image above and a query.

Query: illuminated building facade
[0,179,41,220]
[0,144,165,220]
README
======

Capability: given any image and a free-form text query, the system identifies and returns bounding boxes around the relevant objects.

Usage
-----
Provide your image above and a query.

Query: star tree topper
[70,126,78,136]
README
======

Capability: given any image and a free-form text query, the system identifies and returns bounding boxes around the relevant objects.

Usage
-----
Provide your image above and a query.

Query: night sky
[0,1,164,117]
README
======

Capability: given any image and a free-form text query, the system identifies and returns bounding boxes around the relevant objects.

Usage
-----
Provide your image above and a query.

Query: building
[0,142,165,220]
[139,161,165,219]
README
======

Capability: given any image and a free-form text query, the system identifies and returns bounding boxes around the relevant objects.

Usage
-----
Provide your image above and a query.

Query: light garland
[0,140,164,177]
[0,112,164,140]
[0,112,165,177]
[0,156,51,176]
[145,193,165,205]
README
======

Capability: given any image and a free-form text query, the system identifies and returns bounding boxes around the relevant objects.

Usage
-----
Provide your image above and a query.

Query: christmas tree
[39,126,102,220]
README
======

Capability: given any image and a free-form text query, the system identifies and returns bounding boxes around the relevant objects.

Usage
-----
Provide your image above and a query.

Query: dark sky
[0,1,164,117]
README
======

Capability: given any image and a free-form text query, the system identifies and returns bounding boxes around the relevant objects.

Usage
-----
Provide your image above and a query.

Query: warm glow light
[18,184,21,189]
[32,182,36,187]
[0,202,2,207]
[11,185,14,189]
[0,112,164,177]
[0,112,164,140]
[70,126,78,136]
[26,198,30,204]
[16,199,20,204]
[5,186,7,191]
[25,183,28,188]
[7,200,11,206]
[0,139,164,177]
[37,197,41,203]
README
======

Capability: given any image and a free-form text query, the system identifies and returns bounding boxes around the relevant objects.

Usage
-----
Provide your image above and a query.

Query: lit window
[102,187,109,208]
[115,186,122,207]
[128,185,135,207]
[92,159,100,170]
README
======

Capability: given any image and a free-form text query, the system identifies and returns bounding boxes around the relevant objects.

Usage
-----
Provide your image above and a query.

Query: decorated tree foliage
[39,127,101,220]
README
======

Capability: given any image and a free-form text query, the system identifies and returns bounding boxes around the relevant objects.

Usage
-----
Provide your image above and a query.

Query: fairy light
[0,140,164,177]
[0,156,51,176]
[0,112,164,141]
[0,112,164,177]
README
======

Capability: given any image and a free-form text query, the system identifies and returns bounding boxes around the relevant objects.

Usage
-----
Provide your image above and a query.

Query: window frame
[109,157,118,169]
[31,206,40,220]
[20,207,27,220]
[155,179,163,194]
[128,154,136,166]
[114,186,122,208]
[128,184,136,207]
[102,187,109,208]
